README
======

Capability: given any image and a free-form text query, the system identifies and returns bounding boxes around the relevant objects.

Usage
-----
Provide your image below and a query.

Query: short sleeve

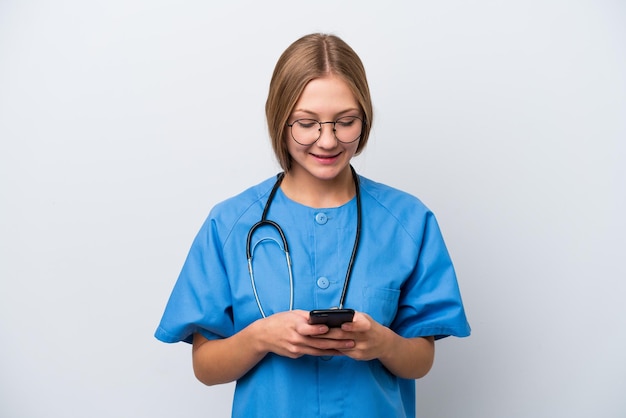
[392,211,471,340]
[154,215,235,344]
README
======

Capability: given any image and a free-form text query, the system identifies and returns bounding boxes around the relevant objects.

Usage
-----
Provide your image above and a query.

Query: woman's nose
[316,122,337,147]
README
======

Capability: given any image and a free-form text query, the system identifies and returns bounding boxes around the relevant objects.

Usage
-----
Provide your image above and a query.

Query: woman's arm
[191,309,356,385]
[331,311,436,379]
[376,333,435,379]
[192,323,266,386]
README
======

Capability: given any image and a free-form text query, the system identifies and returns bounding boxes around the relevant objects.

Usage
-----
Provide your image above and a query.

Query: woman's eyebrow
[291,108,361,118]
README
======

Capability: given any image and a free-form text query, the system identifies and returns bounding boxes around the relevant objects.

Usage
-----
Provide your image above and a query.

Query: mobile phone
[309,309,355,328]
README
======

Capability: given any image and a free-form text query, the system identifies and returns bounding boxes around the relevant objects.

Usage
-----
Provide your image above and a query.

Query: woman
[155,33,470,418]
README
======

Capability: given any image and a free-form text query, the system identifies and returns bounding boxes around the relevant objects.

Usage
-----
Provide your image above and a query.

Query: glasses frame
[286,116,364,146]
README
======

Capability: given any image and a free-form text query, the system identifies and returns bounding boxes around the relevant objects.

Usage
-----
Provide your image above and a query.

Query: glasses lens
[290,119,320,145]
[334,116,362,143]
[289,116,363,145]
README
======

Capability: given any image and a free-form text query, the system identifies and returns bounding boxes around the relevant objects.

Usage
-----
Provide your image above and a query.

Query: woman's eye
[336,117,357,127]
[296,120,318,129]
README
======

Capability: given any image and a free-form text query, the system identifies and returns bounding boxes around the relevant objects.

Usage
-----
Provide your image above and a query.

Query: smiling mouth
[311,152,341,159]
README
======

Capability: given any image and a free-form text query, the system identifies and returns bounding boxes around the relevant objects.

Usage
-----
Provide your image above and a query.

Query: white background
[1,1,625,417]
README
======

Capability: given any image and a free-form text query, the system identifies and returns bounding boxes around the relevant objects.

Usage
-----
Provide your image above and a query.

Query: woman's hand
[254,309,355,359]
[312,311,436,379]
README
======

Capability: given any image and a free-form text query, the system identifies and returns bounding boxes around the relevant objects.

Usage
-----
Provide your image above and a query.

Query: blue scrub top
[155,175,470,418]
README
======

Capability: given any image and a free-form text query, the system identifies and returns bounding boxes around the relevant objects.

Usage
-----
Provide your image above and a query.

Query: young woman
[155,33,470,418]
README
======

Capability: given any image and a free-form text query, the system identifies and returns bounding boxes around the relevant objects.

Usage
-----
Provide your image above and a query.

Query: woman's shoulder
[359,176,440,246]
[208,175,278,225]
[359,175,431,216]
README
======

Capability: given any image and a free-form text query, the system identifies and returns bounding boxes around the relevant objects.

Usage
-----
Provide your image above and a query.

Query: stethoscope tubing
[246,166,361,317]
[339,168,361,309]
[246,219,294,317]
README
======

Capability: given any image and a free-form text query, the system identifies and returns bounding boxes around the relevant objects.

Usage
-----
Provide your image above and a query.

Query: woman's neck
[280,167,355,208]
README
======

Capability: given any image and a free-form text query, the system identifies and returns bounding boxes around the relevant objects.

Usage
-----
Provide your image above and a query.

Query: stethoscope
[246,166,362,318]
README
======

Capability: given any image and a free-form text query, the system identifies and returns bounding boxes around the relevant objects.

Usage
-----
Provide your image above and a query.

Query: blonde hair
[265,33,373,171]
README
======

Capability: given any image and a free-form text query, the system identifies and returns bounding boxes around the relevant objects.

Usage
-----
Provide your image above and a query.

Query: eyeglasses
[286,116,363,146]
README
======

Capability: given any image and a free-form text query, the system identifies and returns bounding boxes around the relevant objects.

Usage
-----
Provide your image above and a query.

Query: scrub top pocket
[361,286,401,327]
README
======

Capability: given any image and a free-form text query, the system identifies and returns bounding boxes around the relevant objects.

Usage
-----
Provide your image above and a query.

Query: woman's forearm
[378,333,435,379]
[192,321,266,386]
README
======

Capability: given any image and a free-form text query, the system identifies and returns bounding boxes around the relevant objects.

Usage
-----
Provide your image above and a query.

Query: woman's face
[285,75,361,184]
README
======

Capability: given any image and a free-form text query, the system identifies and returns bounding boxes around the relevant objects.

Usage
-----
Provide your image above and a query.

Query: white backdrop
[1,1,625,417]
